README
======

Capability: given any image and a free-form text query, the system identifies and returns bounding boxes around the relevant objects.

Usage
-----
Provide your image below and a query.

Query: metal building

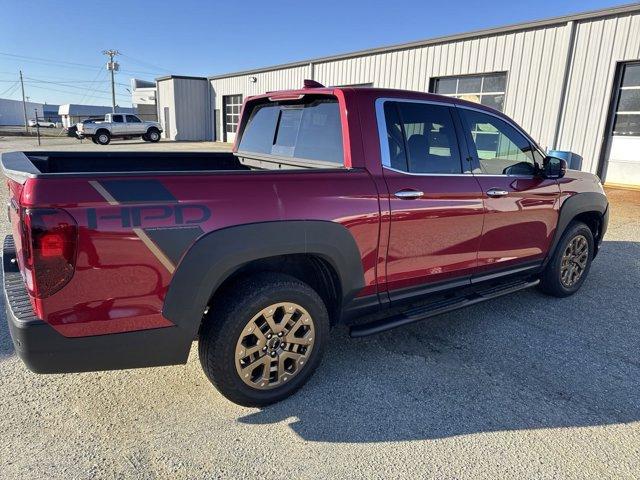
[0,98,44,126]
[165,4,640,187]
[156,76,213,141]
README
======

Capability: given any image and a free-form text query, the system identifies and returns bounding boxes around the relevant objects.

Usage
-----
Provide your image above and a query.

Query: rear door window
[112,115,124,123]
[382,101,463,174]
[238,98,344,165]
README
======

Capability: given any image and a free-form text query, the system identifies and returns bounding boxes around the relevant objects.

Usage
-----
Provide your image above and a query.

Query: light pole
[102,50,120,113]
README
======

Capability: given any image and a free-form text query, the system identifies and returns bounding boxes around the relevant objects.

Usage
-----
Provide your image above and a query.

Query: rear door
[110,114,126,135]
[379,99,485,302]
[456,106,560,274]
[125,115,144,134]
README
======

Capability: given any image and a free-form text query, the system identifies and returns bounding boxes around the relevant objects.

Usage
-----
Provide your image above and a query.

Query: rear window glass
[238,98,344,165]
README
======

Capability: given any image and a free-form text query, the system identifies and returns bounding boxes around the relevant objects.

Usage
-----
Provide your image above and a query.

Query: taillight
[21,208,78,298]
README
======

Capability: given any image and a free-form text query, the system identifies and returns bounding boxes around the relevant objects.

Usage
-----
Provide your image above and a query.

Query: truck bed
[1,151,345,183]
[1,151,247,181]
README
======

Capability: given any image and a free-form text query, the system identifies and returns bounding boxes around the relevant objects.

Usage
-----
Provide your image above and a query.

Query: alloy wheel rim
[99,134,108,143]
[151,132,159,140]
[235,302,315,390]
[560,234,589,287]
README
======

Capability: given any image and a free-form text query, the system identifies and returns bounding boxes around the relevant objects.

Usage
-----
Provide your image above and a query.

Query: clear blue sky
[0,0,631,106]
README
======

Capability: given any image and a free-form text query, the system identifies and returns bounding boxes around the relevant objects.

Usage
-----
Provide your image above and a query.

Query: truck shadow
[239,240,640,442]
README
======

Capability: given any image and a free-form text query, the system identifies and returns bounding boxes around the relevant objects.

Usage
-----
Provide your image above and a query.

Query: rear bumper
[3,235,192,374]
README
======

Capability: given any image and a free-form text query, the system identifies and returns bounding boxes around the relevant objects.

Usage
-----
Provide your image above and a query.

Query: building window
[612,63,640,136]
[223,94,243,134]
[430,72,507,111]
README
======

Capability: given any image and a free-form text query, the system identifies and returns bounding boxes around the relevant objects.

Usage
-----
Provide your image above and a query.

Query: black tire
[141,133,150,141]
[91,136,98,144]
[146,128,161,142]
[95,130,111,145]
[198,273,330,407]
[539,221,594,297]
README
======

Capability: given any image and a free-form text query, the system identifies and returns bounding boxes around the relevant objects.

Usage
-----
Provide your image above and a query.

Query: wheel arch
[162,221,365,337]
[545,192,608,266]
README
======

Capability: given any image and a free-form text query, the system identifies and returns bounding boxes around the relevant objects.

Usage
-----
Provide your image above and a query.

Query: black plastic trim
[389,276,471,303]
[543,191,608,266]
[162,220,366,336]
[351,278,539,337]
[471,261,542,284]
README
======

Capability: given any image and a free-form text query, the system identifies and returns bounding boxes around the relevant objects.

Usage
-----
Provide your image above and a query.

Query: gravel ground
[0,137,639,479]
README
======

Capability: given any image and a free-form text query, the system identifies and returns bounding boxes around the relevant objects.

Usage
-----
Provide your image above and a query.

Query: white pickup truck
[76,113,163,145]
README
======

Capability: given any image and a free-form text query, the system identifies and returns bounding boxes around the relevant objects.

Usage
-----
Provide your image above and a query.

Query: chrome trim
[394,189,424,199]
[486,188,509,197]
[375,97,463,176]
[383,166,470,177]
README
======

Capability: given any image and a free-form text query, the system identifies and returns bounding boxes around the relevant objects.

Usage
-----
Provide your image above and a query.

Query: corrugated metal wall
[211,65,311,112]
[312,24,569,150]
[157,78,213,141]
[207,10,640,177]
[556,12,640,174]
[173,78,212,141]
[209,25,570,152]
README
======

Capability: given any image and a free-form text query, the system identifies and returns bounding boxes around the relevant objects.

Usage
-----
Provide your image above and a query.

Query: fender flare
[545,191,608,265]
[162,220,365,336]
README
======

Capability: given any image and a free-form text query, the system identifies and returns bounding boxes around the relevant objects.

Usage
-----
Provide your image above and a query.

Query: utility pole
[34,108,41,146]
[19,70,28,133]
[102,50,120,113]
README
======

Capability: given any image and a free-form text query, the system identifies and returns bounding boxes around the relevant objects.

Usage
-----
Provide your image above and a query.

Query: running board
[349,279,540,338]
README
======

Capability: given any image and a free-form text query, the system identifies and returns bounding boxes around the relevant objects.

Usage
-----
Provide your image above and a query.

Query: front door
[380,100,485,302]
[125,114,144,135]
[457,106,560,274]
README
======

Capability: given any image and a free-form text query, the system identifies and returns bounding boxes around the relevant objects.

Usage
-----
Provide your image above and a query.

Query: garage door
[223,94,242,143]
[605,62,640,187]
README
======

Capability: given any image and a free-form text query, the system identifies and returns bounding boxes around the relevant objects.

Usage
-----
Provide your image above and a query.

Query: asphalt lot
[0,136,639,479]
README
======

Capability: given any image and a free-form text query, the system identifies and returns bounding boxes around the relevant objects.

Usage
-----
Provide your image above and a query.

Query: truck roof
[247,84,511,122]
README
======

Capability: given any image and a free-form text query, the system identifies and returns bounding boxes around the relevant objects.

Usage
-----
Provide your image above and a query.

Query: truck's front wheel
[146,128,161,142]
[539,221,594,297]
[198,273,329,407]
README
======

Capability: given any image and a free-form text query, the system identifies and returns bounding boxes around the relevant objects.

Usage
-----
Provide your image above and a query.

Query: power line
[0,51,164,77]
[79,66,108,105]
[26,83,129,102]
[120,53,172,73]
[0,81,19,96]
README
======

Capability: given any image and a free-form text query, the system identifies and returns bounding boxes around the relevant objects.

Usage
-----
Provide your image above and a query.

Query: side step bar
[349,279,540,338]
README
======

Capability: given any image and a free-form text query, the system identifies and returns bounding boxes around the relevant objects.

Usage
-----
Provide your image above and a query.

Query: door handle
[394,189,424,200]
[486,188,509,198]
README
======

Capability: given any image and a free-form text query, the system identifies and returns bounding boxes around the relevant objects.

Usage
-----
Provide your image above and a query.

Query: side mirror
[543,156,567,179]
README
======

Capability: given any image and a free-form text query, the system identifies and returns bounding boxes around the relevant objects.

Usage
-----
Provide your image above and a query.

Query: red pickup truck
[2,83,608,406]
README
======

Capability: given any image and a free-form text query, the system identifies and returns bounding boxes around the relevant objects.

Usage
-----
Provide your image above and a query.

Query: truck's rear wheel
[96,131,110,145]
[539,221,594,297]
[146,128,160,142]
[198,273,329,407]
